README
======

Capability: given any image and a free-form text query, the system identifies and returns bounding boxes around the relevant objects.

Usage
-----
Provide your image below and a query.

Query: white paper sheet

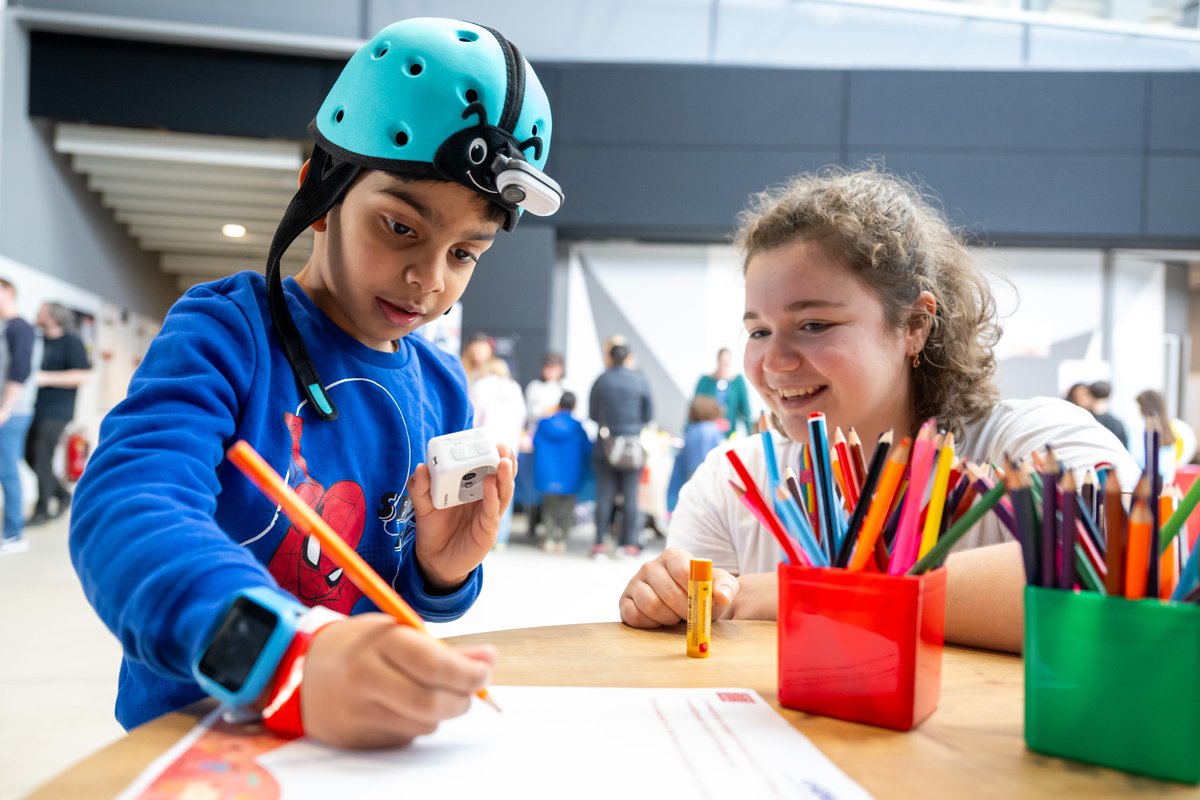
[120,687,872,799]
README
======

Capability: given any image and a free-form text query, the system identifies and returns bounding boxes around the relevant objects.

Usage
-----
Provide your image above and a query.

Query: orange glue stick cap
[690,558,713,581]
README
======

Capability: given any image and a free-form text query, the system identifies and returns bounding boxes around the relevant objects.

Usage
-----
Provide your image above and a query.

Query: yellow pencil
[917,432,955,561]
[227,439,500,712]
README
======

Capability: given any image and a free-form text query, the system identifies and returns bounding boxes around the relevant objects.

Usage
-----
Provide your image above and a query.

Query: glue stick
[687,558,713,658]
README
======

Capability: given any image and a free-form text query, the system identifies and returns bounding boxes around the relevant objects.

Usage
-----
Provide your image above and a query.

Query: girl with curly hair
[619,169,1135,653]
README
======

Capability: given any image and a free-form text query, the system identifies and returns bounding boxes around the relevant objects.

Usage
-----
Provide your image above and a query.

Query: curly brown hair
[734,168,1001,438]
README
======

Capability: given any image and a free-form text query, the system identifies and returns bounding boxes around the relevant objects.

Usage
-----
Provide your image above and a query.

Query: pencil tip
[480,691,502,712]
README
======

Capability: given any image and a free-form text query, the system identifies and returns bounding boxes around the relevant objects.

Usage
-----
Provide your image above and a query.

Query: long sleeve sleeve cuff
[394,538,482,622]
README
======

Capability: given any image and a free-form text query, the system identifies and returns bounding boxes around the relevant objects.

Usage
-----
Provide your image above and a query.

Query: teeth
[778,386,821,400]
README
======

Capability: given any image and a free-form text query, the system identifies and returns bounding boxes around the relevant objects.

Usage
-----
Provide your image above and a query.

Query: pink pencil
[888,419,938,574]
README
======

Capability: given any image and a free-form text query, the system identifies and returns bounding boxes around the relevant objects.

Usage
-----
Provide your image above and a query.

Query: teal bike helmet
[265,17,563,421]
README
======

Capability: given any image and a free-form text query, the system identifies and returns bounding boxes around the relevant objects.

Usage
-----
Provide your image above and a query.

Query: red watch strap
[261,612,339,739]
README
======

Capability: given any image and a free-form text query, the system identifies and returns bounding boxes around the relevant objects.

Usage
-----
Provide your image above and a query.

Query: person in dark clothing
[1088,381,1128,449]
[25,303,91,524]
[589,343,653,557]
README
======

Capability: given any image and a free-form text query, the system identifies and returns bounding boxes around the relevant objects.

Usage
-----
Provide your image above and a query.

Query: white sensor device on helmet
[493,156,564,217]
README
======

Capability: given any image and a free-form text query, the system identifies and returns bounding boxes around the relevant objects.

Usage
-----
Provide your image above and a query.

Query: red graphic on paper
[716,691,754,703]
[133,718,286,800]
[267,413,366,613]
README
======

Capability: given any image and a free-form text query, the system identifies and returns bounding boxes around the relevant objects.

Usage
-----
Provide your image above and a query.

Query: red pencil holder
[777,564,947,731]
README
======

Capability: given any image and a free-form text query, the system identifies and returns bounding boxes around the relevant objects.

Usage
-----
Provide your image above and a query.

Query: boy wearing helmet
[69,18,562,749]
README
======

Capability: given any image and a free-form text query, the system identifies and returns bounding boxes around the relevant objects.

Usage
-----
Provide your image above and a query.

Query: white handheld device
[426,428,501,509]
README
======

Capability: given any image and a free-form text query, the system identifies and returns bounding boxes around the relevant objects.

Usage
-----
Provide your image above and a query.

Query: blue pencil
[807,413,845,559]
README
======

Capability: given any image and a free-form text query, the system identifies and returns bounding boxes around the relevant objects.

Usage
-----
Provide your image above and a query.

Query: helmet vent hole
[465,89,479,103]
[334,108,345,123]
[531,124,538,135]
[457,30,480,42]
[408,63,423,76]
[374,46,388,59]
[394,131,409,146]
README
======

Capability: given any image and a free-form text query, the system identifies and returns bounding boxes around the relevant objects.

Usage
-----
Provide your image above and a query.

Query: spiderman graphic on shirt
[267,412,366,613]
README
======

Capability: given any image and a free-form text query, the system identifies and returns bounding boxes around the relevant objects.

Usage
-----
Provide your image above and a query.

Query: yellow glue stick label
[687,558,713,658]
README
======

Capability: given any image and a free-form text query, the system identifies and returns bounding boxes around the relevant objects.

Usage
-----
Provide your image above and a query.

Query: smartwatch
[192,586,307,708]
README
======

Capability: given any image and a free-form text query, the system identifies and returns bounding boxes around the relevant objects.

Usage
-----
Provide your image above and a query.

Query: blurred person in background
[1064,382,1094,410]
[470,357,527,549]
[589,343,653,557]
[667,394,725,514]
[1087,381,1127,449]
[25,302,91,525]
[461,331,495,386]
[525,351,574,429]
[692,347,752,437]
[0,278,35,555]
[532,391,591,552]
[1134,388,1180,482]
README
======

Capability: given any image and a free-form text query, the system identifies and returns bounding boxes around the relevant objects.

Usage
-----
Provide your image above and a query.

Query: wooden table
[32,621,1200,798]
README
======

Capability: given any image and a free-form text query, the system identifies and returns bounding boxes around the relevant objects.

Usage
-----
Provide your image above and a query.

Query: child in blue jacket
[533,392,591,551]
[667,395,726,513]
[69,17,562,749]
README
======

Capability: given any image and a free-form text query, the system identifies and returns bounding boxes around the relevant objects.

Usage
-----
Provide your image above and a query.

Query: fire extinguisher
[66,432,89,482]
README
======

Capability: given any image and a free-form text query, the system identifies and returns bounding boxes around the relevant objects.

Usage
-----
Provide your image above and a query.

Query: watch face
[197,596,280,693]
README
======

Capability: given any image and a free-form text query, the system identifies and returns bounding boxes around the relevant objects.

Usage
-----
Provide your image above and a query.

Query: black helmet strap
[265,143,362,421]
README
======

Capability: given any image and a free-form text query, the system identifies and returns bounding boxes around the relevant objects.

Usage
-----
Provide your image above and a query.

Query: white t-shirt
[470,374,527,452]
[667,397,1140,576]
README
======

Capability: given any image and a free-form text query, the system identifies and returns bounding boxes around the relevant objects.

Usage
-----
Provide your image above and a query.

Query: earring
[912,350,921,369]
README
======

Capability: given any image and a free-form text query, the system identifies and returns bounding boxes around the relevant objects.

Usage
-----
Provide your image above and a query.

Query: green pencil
[908,480,1006,575]
[1159,475,1200,555]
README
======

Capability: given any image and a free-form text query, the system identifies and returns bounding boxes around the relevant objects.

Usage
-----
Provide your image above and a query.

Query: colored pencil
[832,428,859,508]
[808,413,844,560]
[966,465,1019,540]
[847,428,868,491]
[1161,468,1200,554]
[908,478,1007,575]
[226,440,501,712]
[730,480,806,566]
[1125,498,1152,600]
[1103,471,1127,596]
[848,436,911,572]
[1039,448,1060,589]
[774,485,826,567]
[890,420,938,574]
[1006,459,1038,583]
[917,432,956,561]
[835,430,892,567]
[1160,485,1180,599]
[830,448,854,512]
[1059,470,1078,589]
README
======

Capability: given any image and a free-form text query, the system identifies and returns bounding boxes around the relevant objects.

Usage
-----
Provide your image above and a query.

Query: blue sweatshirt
[70,273,481,730]
[532,410,591,495]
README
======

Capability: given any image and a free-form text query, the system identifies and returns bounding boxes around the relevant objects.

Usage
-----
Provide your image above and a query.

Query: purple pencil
[1040,448,1060,588]
[1059,470,1078,589]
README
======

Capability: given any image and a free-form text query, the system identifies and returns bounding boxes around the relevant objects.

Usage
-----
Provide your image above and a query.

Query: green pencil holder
[1024,587,1200,783]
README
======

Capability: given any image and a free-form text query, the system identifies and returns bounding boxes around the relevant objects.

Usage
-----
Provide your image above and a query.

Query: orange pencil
[1160,485,1180,599]
[226,439,501,711]
[848,437,912,572]
[1125,498,1152,600]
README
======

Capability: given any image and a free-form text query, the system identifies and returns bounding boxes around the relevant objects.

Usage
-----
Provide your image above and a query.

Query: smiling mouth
[776,386,825,401]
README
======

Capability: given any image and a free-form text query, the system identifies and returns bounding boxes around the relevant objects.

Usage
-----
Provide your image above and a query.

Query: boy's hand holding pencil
[302,613,496,749]
[406,442,517,592]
